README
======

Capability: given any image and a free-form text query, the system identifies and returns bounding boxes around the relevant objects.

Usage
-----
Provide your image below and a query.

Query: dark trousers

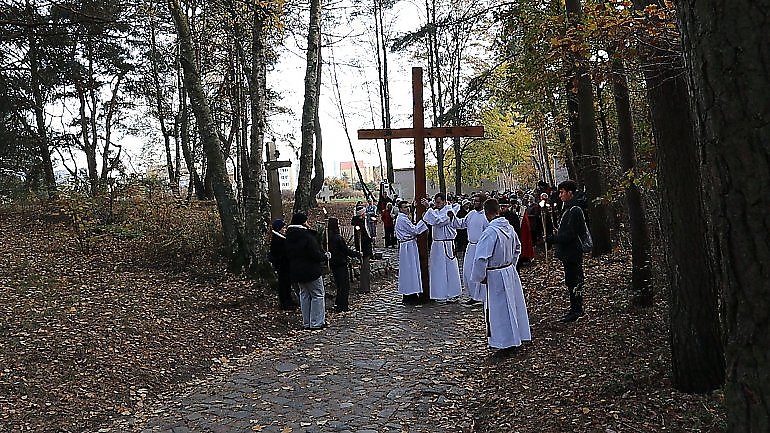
[384,226,396,247]
[276,268,295,309]
[563,259,584,313]
[331,265,350,311]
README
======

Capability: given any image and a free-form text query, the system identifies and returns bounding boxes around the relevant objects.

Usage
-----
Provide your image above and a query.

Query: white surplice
[422,204,462,300]
[395,212,429,295]
[453,209,489,301]
[471,217,531,349]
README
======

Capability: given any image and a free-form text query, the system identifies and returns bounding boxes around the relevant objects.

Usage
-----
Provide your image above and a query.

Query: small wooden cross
[357,67,484,300]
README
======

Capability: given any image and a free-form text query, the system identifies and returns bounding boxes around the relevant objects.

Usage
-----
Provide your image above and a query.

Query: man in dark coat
[285,212,329,330]
[546,180,588,323]
[351,206,373,293]
[269,219,297,310]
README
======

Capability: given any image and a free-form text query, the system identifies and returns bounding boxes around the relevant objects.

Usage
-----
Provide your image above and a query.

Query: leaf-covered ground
[0,206,725,432]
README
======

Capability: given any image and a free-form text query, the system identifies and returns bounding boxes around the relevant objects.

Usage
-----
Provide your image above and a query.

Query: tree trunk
[26,20,56,198]
[150,15,179,195]
[678,0,768,425]
[565,81,582,185]
[178,86,204,199]
[630,0,725,394]
[611,57,653,306]
[310,50,325,204]
[168,0,248,271]
[564,0,612,256]
[239,6,270,275]
[75,82,99,193]
[294,0,322,214]
[373,0,394,184]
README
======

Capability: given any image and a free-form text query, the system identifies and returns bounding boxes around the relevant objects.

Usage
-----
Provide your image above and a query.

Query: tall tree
[293,0,322,214]
[564,0,612,256]
[631,0,724,393]
[168,0,248,270]
[610,56,653,306]
[677,0,770,428]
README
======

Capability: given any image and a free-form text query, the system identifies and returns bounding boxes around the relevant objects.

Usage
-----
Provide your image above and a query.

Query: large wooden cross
[357,67,484,300]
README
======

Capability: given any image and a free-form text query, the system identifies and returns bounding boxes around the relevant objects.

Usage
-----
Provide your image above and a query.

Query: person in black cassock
[351,206,373,293]
[269,219,297,310]
[327,217,361,312]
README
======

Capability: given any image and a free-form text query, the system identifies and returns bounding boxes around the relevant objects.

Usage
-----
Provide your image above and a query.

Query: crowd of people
[268,179,591,356]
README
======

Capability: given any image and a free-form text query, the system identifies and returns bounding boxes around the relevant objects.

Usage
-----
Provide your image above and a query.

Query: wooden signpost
[265,138,292,221]
[357,67,484,300]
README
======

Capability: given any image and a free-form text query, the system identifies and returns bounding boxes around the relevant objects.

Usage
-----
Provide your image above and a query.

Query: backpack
[574,207,592,253]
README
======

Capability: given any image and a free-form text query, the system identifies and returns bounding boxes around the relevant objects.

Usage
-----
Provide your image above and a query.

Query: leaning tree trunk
[631,0,725,394]
[168,0,248,271]
[293,0,322,214]
[678,0,769,428]
[564,0,612,256]
[611,57,653,306]
[310,50,325,205]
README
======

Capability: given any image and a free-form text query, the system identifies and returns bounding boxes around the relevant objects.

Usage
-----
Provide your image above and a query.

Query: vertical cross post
[411,68,430,301]
[357,66,484,302]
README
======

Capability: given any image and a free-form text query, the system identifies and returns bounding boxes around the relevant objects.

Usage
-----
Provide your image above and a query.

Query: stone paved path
[111,248,487,433]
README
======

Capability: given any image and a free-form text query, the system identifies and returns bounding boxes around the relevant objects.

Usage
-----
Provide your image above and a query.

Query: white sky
[269,0,428,177]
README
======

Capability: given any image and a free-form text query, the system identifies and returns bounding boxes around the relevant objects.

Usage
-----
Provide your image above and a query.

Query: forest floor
[0,204,726,432]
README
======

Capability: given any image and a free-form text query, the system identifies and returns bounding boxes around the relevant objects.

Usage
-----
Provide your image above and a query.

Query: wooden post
[357,67,484,301]
[265,138,291,222]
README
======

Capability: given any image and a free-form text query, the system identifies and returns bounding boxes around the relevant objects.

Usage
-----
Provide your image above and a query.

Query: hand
[325,251,332,260]
[420,198,429,207]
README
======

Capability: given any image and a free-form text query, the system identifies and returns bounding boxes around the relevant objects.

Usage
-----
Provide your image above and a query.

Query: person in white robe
[471,198,531,351]
[452,193,489,304]
[421,193,462,301]
[395,201,429,302]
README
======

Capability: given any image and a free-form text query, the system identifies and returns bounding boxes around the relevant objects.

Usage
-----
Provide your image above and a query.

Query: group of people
[395,179,590,354]
[268,179,590,355]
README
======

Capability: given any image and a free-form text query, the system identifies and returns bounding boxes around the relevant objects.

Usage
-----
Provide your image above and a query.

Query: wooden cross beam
[356,67,484,301]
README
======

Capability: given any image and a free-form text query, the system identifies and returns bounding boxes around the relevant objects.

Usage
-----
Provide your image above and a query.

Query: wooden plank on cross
[356,66,484,302]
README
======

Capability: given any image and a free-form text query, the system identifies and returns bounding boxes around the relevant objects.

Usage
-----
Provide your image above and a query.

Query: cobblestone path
[112,248,487,433]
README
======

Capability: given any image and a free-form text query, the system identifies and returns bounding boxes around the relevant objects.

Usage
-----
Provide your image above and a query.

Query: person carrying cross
[421,193,462,303]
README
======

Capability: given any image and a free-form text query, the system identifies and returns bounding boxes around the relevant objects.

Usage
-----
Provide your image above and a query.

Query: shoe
[461,299,481,308]
[558,311,585,323]
[333,306,349,313]
[309,323,328,330]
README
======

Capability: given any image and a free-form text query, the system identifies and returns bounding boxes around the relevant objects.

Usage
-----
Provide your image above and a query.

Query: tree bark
[168,0,247,271]
[630,0,725,394]
[677,0,769,426]
[373,0,394,184]
[294,0,322,214]
[611,57,653,306]
[310,49,325,204]
[26,16,56,198]
[564,0,612,256]
[149,15,179,195]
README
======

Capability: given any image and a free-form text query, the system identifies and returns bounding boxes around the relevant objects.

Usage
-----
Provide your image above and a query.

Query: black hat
[272,219,286,231]
[498,197,511,205]
[290,212,308,225]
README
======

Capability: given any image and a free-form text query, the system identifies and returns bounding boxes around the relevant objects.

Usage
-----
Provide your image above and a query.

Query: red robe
[520,212,535,260]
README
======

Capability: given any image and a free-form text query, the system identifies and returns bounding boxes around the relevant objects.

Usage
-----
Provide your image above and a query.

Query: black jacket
[552,196,587,263]
[350,215,374,258]
[328,233,360,268]
[269,231,289,272]
[285,225,327,283]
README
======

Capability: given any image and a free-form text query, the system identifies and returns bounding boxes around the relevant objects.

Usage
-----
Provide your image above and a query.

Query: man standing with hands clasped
[470,198,531,357]
[421,193,462,303]
[452,192,489,306]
